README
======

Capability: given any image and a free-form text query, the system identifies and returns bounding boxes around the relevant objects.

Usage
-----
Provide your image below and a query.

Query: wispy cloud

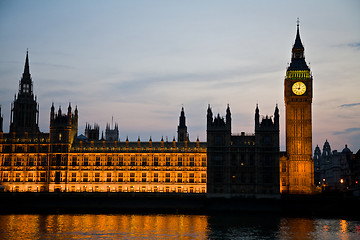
[339,102,360,108]
[333,128,360,135]
[347,42,360,50]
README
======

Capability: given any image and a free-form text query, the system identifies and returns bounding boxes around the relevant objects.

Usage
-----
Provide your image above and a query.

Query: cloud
[347,42,360,50]
[333,128,360,135]
[338,102,360,108]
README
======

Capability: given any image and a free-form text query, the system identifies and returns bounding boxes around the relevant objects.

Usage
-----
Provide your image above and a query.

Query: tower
[255,105,280,194]
[206,105,231,194]
[105,118,119,141]
[50,103,78,153]
[9,50,39,134]
[283,20,314,194]
[177,107,188,142]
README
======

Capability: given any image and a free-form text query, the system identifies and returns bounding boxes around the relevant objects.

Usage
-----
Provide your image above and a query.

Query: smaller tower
[313,145,322,186]
[50,104,78,153]
[226,104,231,131]
[85,123,99,141]
[255,104,260,131]
[254,105,280,194]
[105,118,119,141]
[206,105,232,194]
[177,107,188,142]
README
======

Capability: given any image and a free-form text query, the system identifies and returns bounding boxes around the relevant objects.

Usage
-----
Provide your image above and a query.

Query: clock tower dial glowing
[281,20,314,194]
[292,82,306,95]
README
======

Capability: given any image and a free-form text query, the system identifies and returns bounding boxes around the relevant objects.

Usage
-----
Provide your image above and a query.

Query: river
[0,214,359,239]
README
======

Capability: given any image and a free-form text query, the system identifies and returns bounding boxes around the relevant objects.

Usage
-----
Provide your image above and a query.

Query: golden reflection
[279,218,315,239]
[340,219,348,233]
[0,214,209,239]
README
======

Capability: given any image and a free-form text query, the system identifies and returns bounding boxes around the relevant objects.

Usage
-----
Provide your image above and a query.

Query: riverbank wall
[0,193,358,218]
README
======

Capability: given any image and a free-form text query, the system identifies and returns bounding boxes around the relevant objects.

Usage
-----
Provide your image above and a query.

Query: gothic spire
[288,19,309,71]
[22,49,32,83]
[293,18,304,50]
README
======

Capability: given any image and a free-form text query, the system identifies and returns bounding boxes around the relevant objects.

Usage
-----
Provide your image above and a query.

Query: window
[72,156,77,166]
[95,157,100,166]
[83,173,88,182]
[130,156,135,166]
[153,173,158,182]
[189,173,194,183]
[107,156,112,166]
[119,156,123,166]
[130,173,135,182]
[154,156,158,166]
[83,156,88,166]
[177,156,182,166]
[166,156,170,166]
[118,173,123,182]
[165,173,170,182]
[40,172,46,182]
[142,156,147,166]
[71,172,76,182]
[177,173,182,183]
[189,156,194,166]
[142,173,146,182]
[201,173,206,183]
[106,173,111,182]
[95,173,100,182]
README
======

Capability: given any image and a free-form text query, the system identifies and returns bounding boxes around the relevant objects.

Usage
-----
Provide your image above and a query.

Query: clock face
[292,82,306,95]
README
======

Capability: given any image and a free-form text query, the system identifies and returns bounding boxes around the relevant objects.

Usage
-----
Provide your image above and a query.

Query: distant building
[314,140,359,192]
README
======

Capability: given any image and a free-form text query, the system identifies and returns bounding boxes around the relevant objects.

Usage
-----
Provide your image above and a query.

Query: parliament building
[0,23,314,195]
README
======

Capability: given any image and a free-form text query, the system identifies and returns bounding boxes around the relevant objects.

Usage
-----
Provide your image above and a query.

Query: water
[0,214,359,239]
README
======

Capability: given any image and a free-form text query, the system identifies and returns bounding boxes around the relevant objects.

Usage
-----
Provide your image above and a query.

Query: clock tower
[281,21,314,194]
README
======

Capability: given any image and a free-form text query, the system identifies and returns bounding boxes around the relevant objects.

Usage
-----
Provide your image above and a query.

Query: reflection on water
[0,214,359,239]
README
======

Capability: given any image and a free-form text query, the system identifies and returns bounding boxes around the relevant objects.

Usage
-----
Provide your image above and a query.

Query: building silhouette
[314,141,359,192]
[206,104,279,196]
[1,23,318,195]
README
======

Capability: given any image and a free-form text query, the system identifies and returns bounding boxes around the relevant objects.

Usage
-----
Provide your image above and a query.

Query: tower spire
[288,19,309,71]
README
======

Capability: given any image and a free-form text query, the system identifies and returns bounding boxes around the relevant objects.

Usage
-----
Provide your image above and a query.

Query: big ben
[282,21,314,194]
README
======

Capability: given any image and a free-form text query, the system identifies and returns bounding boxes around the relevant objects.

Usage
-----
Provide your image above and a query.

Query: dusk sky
[0,1,359,152]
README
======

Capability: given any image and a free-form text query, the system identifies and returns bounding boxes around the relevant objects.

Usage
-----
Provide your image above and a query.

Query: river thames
[0,214,359,239]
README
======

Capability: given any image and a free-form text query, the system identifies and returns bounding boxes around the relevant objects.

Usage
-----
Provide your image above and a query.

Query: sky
[0,0,359,152]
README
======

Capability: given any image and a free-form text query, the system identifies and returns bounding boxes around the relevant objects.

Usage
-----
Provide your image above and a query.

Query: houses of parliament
[0,24,314,195]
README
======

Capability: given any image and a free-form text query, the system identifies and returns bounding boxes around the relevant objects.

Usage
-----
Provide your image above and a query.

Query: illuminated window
[201,173,206,183]
[154,156,158,166]
[119,155,123,166]
[83,173,88,182]
[189,156,194,166]
[154,173,158,182]
[177,156,182,166]
[118,173,123,182]
[59,133,62,141]
[130,173,135,182]
[177,173,182,183]
[106,173,112,182]
[142,173,146,182]
[165,173,170,182]
[189,173,194,183]
[142,156,147,166]
[95,173,100,182]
